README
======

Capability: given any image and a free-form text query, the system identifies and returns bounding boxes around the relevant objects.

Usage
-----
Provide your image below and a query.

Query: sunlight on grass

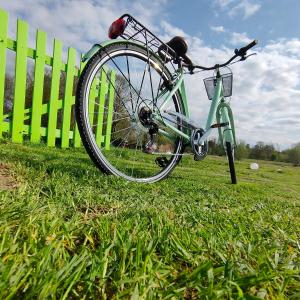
[0,140,299,299]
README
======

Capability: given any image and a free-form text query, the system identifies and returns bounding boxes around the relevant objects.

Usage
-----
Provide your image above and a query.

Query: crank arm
[196,128,213,146]
[196,123,228,146]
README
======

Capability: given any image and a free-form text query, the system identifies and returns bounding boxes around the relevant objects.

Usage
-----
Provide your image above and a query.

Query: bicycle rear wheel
[76,42,185,183]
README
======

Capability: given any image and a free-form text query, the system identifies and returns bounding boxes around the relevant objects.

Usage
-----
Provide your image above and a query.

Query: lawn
[0,140,299,299]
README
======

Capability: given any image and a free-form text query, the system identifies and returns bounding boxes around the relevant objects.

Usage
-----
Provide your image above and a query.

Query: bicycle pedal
[211,122,229,128]
[194,153,206,161]
[143,141,158,154]
[155,156,169,168]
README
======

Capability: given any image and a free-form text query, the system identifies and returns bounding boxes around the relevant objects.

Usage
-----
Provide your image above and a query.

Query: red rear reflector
[108,18,126,39]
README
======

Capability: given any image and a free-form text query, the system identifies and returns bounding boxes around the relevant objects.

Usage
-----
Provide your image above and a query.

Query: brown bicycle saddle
[158,36,193,65]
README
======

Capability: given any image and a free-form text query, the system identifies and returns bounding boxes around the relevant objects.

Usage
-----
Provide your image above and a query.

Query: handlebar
[236,39,258,56]
[186,39,258,72]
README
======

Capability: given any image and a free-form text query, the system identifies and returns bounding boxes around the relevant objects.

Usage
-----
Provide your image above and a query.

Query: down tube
[179,80,190,119]
[158,74,184,112]
[154,77,190,142]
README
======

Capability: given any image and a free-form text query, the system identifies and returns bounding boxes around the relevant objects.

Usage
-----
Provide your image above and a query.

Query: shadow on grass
[0,141,101,179]
[0,140,232,184]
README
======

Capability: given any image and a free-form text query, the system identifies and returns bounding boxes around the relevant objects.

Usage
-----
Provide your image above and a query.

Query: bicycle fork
[216,102,236,149]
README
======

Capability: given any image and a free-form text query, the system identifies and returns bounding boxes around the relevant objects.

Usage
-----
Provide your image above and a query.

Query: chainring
[191,128,208,161]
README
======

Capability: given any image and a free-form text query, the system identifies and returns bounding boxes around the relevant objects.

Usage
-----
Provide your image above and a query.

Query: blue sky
[167,0,300,47]
[1,0,300,149]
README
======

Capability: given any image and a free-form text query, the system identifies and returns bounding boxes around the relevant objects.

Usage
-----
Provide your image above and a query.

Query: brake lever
[229,53,257,66]
[188,65,195,74]
[240,53,257,61]
[246,53,257,58]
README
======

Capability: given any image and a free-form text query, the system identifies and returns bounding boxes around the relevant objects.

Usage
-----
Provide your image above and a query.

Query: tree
[208,138,223,156]
[249,142,277,161]
[4,73,14,114]
[235,141,250,160]
[285,143,300,166]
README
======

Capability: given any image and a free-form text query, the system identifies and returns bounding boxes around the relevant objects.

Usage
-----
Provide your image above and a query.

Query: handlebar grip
[243,39,258,52]
[235,40,258,56]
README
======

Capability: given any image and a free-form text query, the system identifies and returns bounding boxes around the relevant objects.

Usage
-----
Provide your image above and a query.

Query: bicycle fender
[216,102,236,147]
[82,44,102,62]
[81,39,158,63]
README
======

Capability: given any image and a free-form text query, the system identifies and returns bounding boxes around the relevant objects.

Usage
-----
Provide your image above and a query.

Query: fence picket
[30,29,46,143]
[11,19,28,143]
[61,47,76,148]
[105,70,116,150]
[88,77,98,131]
[47,39,62,147]
[0,9,116,151]
[95,68,108,146]
[73,57,85,148]
[0,10,8,138]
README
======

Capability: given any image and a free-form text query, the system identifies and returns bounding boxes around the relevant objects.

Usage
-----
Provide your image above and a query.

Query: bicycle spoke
[131,129,143,177]
[134,64,147,112]
[92,116,130,127]
[103,49,146,104]
[101,67,133,117]
[126,55,134,112]
[80,44,184,181]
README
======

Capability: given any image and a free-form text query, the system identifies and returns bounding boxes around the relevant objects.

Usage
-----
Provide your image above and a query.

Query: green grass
[0,140,299,299]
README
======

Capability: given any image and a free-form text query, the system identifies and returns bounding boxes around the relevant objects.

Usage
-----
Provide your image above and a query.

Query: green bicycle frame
[83,41,236,149]
[154,70,236,148]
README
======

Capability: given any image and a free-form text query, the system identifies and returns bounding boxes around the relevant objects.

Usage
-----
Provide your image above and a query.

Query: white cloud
[1,0,167,56]
[210,25,226,33]
[214,0,261,19]
[182,37,300,148]
[160,20,187,39]
[230,32,252,45]
[229,0,261,19]
[214,0,236,9]
[1,0,299,148]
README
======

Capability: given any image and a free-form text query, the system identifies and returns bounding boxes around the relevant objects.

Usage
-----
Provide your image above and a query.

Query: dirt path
[0,163,18,190]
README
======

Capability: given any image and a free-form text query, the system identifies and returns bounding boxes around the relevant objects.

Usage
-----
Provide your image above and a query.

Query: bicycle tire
[76,42,185,183]
[226,141,237,184]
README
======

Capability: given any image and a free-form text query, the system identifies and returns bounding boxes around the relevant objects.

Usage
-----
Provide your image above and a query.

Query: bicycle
[75,14,258,183]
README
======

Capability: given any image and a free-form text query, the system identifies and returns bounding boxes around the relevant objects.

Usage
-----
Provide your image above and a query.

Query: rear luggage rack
[117,14,179,72]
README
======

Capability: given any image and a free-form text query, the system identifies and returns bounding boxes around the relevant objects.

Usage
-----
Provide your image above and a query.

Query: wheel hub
[138,106,152,127]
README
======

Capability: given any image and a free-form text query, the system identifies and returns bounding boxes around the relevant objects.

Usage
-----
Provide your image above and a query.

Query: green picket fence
[0,9,115,148]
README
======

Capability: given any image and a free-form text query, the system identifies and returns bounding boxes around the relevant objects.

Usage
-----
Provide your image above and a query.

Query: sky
[1,0,300,149]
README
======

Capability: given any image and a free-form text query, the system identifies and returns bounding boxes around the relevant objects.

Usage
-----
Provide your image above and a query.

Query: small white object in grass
[277,168,283,173]
[250,163,259,170]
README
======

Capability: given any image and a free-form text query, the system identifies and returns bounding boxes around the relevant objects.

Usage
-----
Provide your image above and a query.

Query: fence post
[61,47,76,148]
[30,29,46,143]
[73,56,85,148]
[0,10,8,138]
[11,19,28,143]
[47,39,62,147]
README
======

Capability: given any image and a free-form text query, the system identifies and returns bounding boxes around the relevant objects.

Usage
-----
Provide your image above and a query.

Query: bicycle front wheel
[76,42,185,183]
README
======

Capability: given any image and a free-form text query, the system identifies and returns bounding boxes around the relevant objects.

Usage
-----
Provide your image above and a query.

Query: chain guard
[191,128,208,161]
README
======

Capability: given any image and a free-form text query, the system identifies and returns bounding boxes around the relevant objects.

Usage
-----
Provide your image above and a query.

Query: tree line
[208,139,300,166]
[3,72,300,166]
